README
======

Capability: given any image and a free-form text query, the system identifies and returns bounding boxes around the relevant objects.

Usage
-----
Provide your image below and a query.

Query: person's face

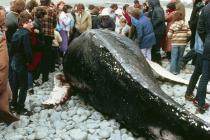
[171,0,176,2]
[78,8,84,14]
[23,19,33,31]
[58,3,64,10]
[120,22,126,27]
[0,10,5,28]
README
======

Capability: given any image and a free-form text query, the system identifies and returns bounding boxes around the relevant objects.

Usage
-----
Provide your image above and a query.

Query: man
[0,6,19,124]
[195,0,210,114]
[148,0,166,64]
[34,0,57,82]
[75,3,92,35]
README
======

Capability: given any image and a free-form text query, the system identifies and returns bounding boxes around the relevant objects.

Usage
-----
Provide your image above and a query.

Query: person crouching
[10,12,33,115]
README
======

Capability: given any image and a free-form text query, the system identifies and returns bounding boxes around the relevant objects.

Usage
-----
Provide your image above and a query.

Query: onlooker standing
[0,6,19,124]
[189,0,204,49]
[75,3,92,36]
[115,8,123,34]
[10,12,33,115]
[195,1,210,114]
[90,6,100,29]
[134,0,142,9]
[37,0,57,82]
[122,4,131,26]
[128,7,156,60]
[119,18,130,36]
[163,2,176,60]
[98,8,115,31]
[148,0,166,64]
[167,12,191,75]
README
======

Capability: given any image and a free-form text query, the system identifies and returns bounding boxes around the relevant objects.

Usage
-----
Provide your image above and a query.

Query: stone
[53,121,66,130]
[35,127,48,139]
[69,129,87,140]
[98,129,111,139]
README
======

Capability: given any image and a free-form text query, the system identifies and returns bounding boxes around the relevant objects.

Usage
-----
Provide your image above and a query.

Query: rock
[28,134,36,140]
[69,129,87,140]
[50,111,61,122]
[98,129,111,139]
[34,107,42,113]
[35,127,48,139]
[86,123,100,129]
[53,121,66,130]
[61,134,72,140]
[68,100,75,107]
[61,111,69,120]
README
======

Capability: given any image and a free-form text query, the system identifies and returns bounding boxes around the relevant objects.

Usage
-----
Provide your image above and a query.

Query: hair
[173,12,183,21]
[120,18,127,24]
[18,11,33,27]
[26,0,38,12]
[127,6,141,18]
[77,3,85,10]
[0,6,6,12]
[10,0,26,14]
[88,4,95,10]
[91,6,99,15]
[40,0,51,6]
[110,4,118,10]
[167,2,176,10]
[123,4,129,11]
[63,5,69,13]
[34,7,46,18]
[134,0,140,4]
[57,1,65,9]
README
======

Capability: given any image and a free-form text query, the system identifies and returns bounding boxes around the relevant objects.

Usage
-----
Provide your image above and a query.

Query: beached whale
[63,29,210,139]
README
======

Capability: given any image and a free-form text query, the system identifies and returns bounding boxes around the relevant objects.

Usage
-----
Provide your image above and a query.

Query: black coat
[148,0,166,36]
[197,3,210,60]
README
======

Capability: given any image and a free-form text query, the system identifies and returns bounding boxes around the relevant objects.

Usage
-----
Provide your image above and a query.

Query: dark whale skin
[63,29,210,139]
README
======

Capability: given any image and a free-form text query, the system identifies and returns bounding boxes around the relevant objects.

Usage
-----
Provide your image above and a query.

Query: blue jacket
[194,31,203,54]
[132,13,156,49]
[10,28,32,71]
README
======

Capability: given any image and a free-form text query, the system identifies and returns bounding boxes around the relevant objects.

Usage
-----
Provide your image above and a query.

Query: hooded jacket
[10,28,32,69]
[148,0,166,36]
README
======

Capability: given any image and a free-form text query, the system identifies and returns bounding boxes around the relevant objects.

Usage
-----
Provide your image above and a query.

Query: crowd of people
[0,0,210,124]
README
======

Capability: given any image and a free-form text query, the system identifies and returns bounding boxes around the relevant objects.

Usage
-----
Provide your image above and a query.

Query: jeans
[10,60,28,108]
[185,53,202,97]
[170,45,185,74]
[28,72,33,89]
[196,60,210,107]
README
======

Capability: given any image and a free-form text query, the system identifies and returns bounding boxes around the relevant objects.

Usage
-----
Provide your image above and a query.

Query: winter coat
[98,16,115,31]
[75,11,92,33]
[167,20,191,46]
[91,14,100,29]
[122,11,131,26]
[197,3,210,60]
[132,14,156,49]
[148,0,166,36]
[5,11,19,48]
[10,28,33,71]
[175,0,185,20]
[163,9,176,52]
[0,30,12,112]
[58,11,71,32]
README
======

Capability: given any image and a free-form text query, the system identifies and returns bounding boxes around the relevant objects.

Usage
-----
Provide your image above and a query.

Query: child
[52,28,62,66]
[10,11,33,115]
[119,18,130,36]
[168,12,191,75]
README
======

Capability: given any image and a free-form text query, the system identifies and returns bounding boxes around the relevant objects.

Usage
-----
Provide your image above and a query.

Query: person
[75,3,92,36]
[148,0,166,64]
[122,4,131,26]
[195,0,210,114]
[25,0,38,14]
[34,0,57,82]
[134,0,142,9]
[115,8,123,34]
[90,6,100,29]
[163,2,176,60]
[181,0,205,67]
[119,18,130,37]
[57,4,71,55]
[189,0,204,49]
[10,11,33,115]
[109,4,118,20]
[128,7,156,60]
[167,12,191,75]
[0,6,19,124]
[98,8,115,31]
